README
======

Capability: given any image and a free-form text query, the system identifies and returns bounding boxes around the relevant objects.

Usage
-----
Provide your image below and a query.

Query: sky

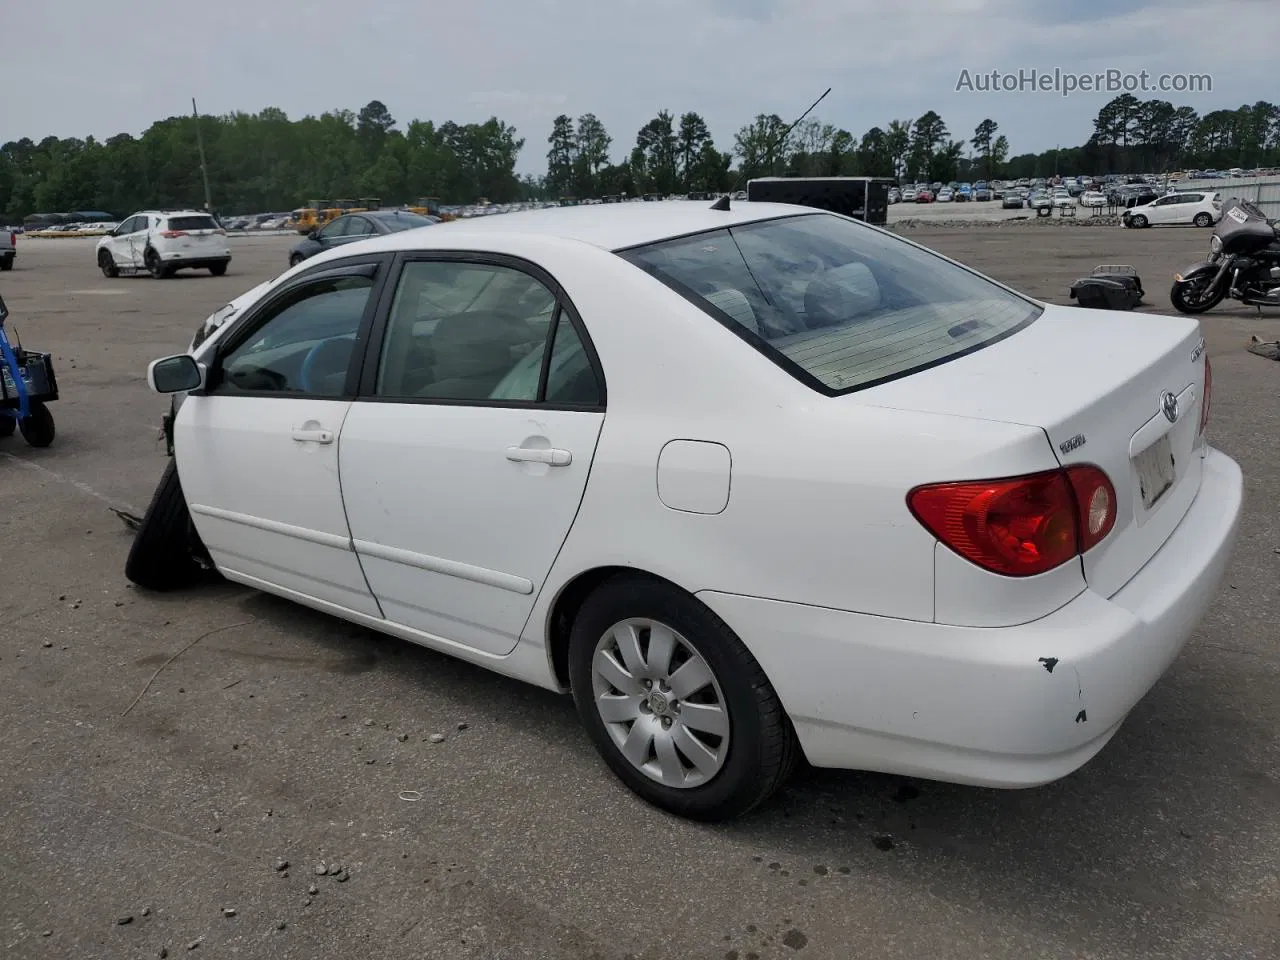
[3,0,1274,175]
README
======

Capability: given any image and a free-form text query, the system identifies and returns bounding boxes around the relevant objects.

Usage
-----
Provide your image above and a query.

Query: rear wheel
[145,247,171,279]
[289,253,304,267]
[568,575,798,822]
[98,249,119,278]
[1170,275,1225,314]
[18,401,55,447]
[0,254,13,271]
[208,261,228,276]
[125,458,215,590]
[1193,212,1213,227]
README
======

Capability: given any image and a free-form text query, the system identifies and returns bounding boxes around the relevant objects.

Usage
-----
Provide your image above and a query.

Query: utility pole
[192,98,213,213]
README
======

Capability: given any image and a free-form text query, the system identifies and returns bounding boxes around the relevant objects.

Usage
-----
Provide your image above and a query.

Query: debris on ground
[1248,336,1280,361]
[109,506,144,531]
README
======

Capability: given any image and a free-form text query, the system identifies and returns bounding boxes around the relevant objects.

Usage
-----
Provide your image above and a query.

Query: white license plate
[1134,434,1177,510]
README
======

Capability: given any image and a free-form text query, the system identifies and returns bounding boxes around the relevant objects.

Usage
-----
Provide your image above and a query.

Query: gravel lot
[2,226,1278,960]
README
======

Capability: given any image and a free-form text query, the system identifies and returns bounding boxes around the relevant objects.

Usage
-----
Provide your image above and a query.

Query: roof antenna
[709,194,731,211]
[727,86,832,197]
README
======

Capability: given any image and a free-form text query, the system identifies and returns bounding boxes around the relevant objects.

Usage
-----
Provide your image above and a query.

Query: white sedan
[133,201,1243,821]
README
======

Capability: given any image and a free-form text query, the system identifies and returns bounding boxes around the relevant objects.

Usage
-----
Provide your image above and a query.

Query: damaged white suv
[96,210,232,279]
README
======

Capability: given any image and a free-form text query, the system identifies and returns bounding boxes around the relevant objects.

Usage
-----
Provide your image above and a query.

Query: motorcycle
[1170,198,1280,314]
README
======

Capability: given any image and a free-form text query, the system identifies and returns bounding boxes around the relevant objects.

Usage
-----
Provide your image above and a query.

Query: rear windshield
[619,213,1040,394]
[375,212,434,232]
[167,215,219,231]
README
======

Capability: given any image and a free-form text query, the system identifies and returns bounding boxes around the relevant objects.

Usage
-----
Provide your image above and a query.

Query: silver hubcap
[590,618,730,789]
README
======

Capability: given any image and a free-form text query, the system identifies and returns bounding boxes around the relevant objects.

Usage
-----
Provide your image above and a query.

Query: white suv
[96,210,231,278]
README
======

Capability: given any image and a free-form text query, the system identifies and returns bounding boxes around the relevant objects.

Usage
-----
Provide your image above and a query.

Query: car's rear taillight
[907,465,1116,578]
[1199,354,1212,435]
[160,230,187,239]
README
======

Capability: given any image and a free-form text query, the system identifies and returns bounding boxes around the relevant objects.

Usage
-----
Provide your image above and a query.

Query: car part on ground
[1069,265,1144,310]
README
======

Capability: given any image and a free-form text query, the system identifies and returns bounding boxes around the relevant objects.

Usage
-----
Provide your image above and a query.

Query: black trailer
[746,176,896,225]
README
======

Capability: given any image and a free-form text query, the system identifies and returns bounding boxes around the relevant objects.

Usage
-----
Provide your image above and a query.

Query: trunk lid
[856,304,1208,598]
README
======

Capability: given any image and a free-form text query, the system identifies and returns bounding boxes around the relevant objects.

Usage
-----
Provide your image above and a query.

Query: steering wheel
[299,335,354,394]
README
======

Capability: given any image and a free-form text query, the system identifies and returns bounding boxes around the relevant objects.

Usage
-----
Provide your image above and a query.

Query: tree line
[2,95,1277,219]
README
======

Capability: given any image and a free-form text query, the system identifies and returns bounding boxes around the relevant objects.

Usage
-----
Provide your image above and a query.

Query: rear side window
[620,213,1040,394]
[167,215,218,231]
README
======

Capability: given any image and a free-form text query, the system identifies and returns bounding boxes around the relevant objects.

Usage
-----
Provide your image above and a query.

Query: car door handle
[292,429,334,444]
[506,446,572,466]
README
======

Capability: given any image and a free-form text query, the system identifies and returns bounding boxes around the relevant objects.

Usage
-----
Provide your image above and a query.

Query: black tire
[289,253,304,267]
[124,458,213,590]
[98,249,119,278]
[0,416,14,437]
[208,262,228,276]
[145,247,171,279]
[1193,212,1213,227]
[1170,276,1225,314]
[567,575,798,822]
[0,255,13,271]
[1130,214,1149,228]
[18,401,55,447]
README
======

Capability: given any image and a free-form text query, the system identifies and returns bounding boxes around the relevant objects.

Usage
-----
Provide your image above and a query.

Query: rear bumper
[697,447,1243,788]
[159,253,231,267]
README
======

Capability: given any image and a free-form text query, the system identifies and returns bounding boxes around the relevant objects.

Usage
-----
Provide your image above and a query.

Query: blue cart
[0,292,57,447]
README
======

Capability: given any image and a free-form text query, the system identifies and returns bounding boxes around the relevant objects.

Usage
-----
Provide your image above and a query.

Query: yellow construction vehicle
[405,197,458,222]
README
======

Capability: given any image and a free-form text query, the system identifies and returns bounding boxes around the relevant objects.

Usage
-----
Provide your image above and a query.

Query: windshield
[168,215,219,231]
[620,212,1041,394]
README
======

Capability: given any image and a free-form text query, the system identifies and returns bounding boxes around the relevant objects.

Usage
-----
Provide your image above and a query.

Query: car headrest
[430,312,538,379]
[804,261,882,328]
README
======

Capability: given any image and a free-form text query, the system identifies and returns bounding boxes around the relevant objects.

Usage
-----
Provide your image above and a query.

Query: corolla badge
[1161,390,1179,423]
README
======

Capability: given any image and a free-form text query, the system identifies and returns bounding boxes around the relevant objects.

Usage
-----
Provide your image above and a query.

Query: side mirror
[307,229,320,241]
[148,354,205,394]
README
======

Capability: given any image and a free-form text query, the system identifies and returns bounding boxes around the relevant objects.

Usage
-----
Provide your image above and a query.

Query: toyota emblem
[1160,390,1179,423]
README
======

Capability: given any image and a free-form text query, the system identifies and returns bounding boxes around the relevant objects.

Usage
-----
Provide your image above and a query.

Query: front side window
[373,260,568,403]
[318,218,349,241]
[621,212,1040,394]
[215,275,374,396]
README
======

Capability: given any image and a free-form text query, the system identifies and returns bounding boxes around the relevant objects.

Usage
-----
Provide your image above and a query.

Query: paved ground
[2,227,1278,960]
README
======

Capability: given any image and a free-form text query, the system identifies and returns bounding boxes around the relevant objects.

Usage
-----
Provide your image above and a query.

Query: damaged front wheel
[125,459,217,590]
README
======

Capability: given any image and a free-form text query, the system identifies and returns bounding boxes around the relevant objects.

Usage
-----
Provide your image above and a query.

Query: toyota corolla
[131,200,1242,821]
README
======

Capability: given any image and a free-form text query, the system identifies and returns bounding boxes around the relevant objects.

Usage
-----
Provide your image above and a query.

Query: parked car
[96,210,230,278]
[973,185,993,202]
[1122,191,1223,229]
[915,190,935,203]
[936,188,955,202]
[1002,192,1026,210]
[1079,191,1108,208]
[1028,190,1054,210]
[0,227,14,270]
[132,200,1241,822]
[289,210,439,266]
[1052,189,1074,208]
[887,188,901,204]
[955,184,972,202]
